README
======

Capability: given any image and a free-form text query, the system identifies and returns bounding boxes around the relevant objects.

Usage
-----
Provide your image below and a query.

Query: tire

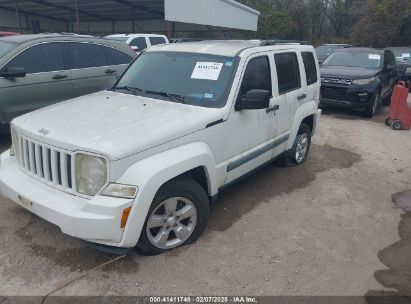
[363,91,380,118]
[280,123,312,167]
[392,120,403,131]
[137,178,209,256]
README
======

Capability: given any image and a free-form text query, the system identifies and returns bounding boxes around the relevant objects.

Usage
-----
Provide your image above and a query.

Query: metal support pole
[75,0,80,33]
[13,0,22,33]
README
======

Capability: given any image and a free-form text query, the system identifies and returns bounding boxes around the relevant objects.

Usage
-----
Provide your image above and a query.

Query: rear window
[301,52,318,85]
[275,52,301,94]
[0,40,17,59]
[149,37,167,46]
[66,42,108,69]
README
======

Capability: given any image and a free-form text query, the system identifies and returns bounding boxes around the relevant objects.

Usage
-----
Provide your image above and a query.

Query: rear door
[0,42,73,122]
[102,46,134,76]
[273,51,305,135]
[65,42,116,97]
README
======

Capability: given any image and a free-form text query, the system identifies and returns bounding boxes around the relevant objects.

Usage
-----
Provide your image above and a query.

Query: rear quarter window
[149,37,167,46]
[103,46,133,65]
[301,52,318,86]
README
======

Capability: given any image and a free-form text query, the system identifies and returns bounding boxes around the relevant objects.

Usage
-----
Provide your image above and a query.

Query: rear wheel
[280,123,312,167]
[137,178,209,256]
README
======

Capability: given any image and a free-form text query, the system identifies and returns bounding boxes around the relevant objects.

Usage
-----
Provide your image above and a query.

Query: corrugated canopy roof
[0,0,165,22]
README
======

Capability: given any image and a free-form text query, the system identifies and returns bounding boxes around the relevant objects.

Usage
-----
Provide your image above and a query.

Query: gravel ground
[0,98,410,298]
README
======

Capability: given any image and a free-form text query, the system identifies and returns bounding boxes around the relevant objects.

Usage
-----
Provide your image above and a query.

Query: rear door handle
[298,94,307,100]
[105,69,117,75]
[266,104,280,114]
[52,74,68,80]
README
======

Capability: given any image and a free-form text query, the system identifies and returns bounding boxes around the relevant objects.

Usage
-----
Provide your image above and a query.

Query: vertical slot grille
[16,134,75,192]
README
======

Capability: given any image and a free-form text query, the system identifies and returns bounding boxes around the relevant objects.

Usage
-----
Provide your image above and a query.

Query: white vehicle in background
[105,33,169,53]
[0,40,321,256]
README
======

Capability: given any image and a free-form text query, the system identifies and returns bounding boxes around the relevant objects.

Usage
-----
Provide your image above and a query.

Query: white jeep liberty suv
[0,40,321,255]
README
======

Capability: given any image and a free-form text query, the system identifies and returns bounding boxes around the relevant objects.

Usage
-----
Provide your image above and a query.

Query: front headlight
[75,153,108,196]
[353,77,376,85]
[10,126,19,158]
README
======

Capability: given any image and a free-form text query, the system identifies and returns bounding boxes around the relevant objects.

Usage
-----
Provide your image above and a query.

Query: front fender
[116,142,218,248]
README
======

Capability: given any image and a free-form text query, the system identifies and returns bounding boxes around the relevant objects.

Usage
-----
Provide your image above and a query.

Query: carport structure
[0,0,259,36]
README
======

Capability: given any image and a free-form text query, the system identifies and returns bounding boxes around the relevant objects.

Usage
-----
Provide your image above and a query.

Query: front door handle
[266,104,280,114]
[298,94,307,100]
[52,74,68,80]
[105,69,117,75]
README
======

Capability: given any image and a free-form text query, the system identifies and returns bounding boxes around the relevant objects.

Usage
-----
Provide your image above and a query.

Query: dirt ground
[0,99,410,298]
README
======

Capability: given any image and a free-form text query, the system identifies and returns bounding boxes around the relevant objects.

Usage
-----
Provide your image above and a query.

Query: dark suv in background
[320,48,397,117]
[385,47,411,89]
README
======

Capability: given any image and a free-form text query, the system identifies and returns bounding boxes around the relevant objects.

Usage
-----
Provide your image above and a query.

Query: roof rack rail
[260,40,310,46]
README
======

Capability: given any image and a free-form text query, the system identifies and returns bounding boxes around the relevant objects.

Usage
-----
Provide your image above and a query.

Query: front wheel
[363,91,380,118]
[137,178,209,256]
[280,123,312,167]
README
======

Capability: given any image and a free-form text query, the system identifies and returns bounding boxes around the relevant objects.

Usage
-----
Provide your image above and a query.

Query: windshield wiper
[114,86,143,95]
[144,90,186,104]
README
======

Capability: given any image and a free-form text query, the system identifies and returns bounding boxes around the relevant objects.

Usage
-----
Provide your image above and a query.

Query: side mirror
[0,67,26,78]
[130,46,139,52]
[235,89,271,111]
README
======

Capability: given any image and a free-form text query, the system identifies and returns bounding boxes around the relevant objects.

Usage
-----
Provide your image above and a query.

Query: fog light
[121,207,132,228]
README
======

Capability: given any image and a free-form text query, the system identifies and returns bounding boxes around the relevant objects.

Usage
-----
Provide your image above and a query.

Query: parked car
[0,32,20,37]
[320,47,397,117]
[0,34,136,132]
[315,44,351,64]
[105,34,169,53]
[385,47,411,89]
[0,40,321,255]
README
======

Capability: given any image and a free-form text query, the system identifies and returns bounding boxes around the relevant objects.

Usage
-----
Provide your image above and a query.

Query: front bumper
[320,84,376,111]
[0,151,133,247]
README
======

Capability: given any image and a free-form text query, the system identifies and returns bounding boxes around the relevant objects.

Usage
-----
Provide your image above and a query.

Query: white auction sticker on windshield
[402,53,410,58]
[191,62,223,81]
[368,54,381,60]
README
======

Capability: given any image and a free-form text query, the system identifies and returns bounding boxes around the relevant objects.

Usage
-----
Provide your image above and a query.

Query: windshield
[322,50,382,69]
[0,40,17,59]
[106,37,128,42]
[391,48,411,63]
[115,51,237,108]
[315,46,339,59]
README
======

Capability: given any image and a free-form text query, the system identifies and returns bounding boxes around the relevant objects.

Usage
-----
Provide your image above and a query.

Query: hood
[320,66,379,80]
[13,91,223,160]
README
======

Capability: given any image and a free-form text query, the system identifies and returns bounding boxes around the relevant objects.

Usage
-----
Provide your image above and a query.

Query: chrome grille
[16,133,75,192]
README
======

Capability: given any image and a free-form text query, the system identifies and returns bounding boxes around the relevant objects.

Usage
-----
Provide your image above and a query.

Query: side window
[103,46,133,65]
[274,52,301,94]
[66,43,108,69]
[149,37,166,46]
[301,52,318,86]
[130,37,147,50]
[239,56,272,97]
[5,43,64,74]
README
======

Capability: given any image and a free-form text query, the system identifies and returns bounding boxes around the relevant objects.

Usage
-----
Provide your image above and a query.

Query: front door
[223,53,278,184]
[0,42,73,123]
